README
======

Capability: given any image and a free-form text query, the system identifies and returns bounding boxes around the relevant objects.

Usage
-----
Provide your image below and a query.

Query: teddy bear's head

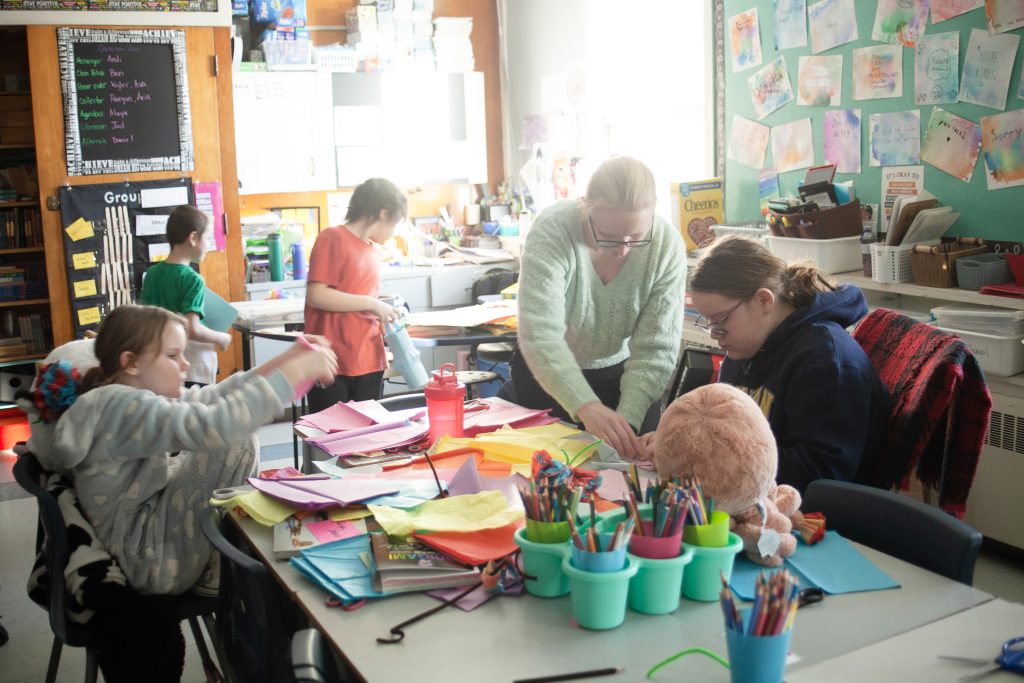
[652,383,777,514]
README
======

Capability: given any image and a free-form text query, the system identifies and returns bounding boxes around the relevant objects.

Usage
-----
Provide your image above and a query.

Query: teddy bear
[652,383,803,567]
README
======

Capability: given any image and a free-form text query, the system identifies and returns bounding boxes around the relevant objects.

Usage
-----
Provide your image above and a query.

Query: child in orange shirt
[303,178,407,412]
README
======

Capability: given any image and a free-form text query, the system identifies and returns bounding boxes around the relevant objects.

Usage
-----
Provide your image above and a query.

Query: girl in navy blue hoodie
[688,236,890,494]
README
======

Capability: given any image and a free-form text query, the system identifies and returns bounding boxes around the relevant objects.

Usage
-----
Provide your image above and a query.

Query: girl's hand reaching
[279,342,338,389]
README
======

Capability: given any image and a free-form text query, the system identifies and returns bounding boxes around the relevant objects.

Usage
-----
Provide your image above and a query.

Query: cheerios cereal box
[670,178,724,253]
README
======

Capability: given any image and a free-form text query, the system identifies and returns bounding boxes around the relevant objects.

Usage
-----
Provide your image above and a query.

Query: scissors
[797,586,824,608]
[210,484,255,501]
[940,636,1024,681]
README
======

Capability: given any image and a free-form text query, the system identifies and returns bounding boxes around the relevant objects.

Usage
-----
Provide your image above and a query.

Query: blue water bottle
[384,319,429,390]
[291,239,306,280]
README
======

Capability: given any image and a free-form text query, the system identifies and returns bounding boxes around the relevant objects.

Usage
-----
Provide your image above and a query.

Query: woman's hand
[576,401,642,460]
[371,299,402,324]
[637,432,656,462]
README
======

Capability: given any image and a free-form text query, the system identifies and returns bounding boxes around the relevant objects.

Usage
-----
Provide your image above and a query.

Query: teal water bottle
[267,232,284,281]
[384,319,429,390]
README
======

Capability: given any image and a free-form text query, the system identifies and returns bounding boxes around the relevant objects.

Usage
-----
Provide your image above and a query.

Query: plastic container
[570,534,627,573]
[956,253,1013,291]
[514,527,571,598]
[725,609,794,683]
[931,304,1024,337]
[935,326,1024,377]
[767,235,861,274]
[267,233,284,282]
[562,555,639,630]
[290,240,306,280]
[424,363,465,442]
[525,519,570,544]
[627,547,693,615]
[712,224,769,245]
[383,321,430,390]
[683,510,731,547]
[681,532,743,602]
[870,240,940,284]
[262,39,314,70]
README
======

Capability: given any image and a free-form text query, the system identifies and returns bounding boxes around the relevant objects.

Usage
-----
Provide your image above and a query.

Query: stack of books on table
[370,531,480,594]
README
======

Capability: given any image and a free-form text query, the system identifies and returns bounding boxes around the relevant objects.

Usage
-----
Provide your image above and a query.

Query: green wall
[723,0,1024,240]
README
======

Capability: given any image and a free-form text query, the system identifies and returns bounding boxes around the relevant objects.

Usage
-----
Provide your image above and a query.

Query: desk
[408,329,516,349]
[232,324,303,371]
[232,515,993,683]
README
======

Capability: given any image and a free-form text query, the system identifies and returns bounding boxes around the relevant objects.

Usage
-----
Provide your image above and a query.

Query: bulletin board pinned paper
[721,0,1024,241]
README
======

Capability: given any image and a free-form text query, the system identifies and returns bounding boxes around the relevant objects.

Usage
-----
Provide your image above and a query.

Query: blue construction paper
[291,535,386,602]
[729,531,899,598]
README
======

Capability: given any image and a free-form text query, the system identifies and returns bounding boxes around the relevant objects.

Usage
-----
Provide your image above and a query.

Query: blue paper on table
[203,286,239,333]
[291,535,386,604]
[730,531,899,599]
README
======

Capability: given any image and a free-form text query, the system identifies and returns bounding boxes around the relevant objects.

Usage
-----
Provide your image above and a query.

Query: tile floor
[1,420,1022,682]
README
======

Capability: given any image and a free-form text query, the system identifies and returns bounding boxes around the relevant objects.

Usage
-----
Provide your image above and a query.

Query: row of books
[0,263,47,302]
[0,205,44,249]
[0,310,51,358]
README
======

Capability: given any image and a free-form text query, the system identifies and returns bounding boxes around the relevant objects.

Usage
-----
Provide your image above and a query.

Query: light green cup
[683,510,731,547]
[514,527,571,598]
[562,555,639,630]
[627,546,693,615]
[681,532,743,602]
[525,519,571,544]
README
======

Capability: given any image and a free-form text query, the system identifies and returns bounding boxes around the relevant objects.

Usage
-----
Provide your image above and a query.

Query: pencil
[512,666,625,683]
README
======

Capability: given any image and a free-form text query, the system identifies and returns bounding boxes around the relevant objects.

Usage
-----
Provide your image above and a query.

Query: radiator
[964,391,1024,550]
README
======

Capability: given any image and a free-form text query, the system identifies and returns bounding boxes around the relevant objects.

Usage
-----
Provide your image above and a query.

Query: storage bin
[263,39,314,70]
[935,325,1024,377]
[956,253,1013,291]
[314,45,358,72]
[931,304,1024,337]
[910,238,987,288]
[768,200,862,241]
[870,240,940,284]
[767,235,861,275]
[712,223,769,245]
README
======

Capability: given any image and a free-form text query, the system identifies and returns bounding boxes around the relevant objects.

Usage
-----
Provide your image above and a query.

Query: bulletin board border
[57,27,195,176]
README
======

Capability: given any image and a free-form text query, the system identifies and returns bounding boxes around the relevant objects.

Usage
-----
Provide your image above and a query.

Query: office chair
[291,628,350,683]
[200,507,294,683]
[802,479,983,585]
[13,451,221,683]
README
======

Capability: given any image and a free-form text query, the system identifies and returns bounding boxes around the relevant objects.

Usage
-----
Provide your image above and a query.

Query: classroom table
[231,514,993,683]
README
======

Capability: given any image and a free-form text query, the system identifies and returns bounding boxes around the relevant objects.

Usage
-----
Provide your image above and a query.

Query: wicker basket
[767,200,862,241]
[910,238,987,288]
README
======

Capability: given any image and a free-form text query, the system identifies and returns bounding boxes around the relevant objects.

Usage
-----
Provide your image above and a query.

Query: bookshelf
[0,28,52,382]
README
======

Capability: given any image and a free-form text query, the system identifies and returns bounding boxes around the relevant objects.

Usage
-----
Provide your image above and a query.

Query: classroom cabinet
[233,71,336,196]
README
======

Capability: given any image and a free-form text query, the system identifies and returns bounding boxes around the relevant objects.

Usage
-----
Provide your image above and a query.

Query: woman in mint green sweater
[513,156,686,459]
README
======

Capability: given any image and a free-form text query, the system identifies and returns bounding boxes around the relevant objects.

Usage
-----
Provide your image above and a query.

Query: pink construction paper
[297,402,375,433]
[305,520,365,543]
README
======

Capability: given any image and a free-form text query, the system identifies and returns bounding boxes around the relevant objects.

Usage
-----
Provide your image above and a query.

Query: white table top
[233,515,993,683]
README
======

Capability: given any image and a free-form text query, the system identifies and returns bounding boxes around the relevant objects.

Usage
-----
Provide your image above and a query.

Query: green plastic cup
[683,510,731,547]
[681,531,743,602]
[562,555,639,630]
[514,527,571,598]
[525,518,571,543]
[627,546,693,615]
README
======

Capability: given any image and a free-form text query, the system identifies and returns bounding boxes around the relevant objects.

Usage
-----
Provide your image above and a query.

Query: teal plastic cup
[562,555,639,630]
[514,527,571,597]
[627,545,693,615]
[725,609,793,683]
[570,533,626,573]
[681,532,743,601]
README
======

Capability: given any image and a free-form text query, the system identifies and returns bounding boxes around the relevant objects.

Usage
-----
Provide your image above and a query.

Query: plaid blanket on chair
[852,309,991,518]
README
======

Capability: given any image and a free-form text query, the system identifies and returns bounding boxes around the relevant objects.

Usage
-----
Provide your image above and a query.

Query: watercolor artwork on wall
[808,0,859,54]
[798,55,843,106]
[985,0,1024,33]
[729,115,771,169]
[771,118,815,173]
[853,45,903,100]
[730,8,764,72]
[920,107,983,182]
[870,111,921,167]
[959,28,1019,110]
[873,0,929,47]
[915,32,960,105]
[774,0,808,50]
[981,109,1024,189]
[932,0,983,23]
[748,56,795,119]
[823,109,862,174]
[759,169,781,216]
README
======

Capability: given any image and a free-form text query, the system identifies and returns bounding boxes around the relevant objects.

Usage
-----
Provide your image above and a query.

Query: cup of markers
[561,504,638,630]
[721,570,799,683]
[676,476,742,601]
[514,481,581,598]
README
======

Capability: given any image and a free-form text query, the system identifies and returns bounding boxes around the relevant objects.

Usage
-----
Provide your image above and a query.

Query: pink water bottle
[424,363,466,443]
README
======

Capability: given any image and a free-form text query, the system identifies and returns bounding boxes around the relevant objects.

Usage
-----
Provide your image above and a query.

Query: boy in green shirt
[139,204,231,386]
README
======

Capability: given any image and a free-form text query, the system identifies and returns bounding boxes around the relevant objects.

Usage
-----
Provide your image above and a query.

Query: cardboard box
[671,178,724,252]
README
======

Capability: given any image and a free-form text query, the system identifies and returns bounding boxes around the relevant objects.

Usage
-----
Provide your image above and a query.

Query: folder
[203,286,239,333]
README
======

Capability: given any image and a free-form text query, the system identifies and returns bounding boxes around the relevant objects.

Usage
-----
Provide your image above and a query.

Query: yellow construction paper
[369,490,522,537]
[77,307,101,326]
[72,252,97,269]
[329,507,374,522]
[73,279,97,298]
[65,218,95,241]
[511,464,532,478]
[437,424,599,466]
[209,491,296,526]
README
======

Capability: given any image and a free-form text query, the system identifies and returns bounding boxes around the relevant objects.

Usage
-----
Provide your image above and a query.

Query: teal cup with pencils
[722,571,799,683]
[570,532,627,573]
[683,510,731,548]
[514,527,571,597]
[682,532,743,601]
[562,555,639,630]
[516,474,582,597]
[627,543,693,615]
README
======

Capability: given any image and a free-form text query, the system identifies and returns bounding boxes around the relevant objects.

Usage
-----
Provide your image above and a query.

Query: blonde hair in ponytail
[689,236,835,307]
[79,305,187,394]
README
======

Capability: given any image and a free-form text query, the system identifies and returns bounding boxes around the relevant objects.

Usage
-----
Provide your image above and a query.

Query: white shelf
[833,271,1024,311]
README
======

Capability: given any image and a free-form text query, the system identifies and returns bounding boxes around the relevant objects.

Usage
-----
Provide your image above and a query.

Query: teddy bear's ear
[653,384,778,514]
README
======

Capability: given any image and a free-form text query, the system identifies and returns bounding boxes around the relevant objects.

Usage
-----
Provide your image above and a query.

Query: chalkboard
[57,28,194,176]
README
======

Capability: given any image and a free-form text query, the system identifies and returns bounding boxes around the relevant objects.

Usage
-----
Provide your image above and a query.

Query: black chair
[13,451,221,683]
[802,479,983,585]
[200,507,294,683]
[291,628,348,683]
[379,392,427,411]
